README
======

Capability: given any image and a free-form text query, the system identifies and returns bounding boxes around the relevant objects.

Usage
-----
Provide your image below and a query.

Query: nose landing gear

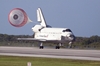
[68,42,72,48]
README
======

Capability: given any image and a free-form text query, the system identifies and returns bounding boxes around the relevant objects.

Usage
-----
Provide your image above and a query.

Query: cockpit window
[62,29,72,32]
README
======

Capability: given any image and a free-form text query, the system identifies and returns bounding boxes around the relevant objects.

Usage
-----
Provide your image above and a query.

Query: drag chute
[8,8,32,27]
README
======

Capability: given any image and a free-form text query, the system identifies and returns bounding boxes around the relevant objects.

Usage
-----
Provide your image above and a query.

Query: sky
[0,0,100,37]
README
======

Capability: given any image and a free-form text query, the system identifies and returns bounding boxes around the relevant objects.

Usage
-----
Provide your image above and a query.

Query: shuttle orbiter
[8,8,75,49]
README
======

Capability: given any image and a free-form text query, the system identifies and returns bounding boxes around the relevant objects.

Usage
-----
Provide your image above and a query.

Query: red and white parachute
[8,8,32,27]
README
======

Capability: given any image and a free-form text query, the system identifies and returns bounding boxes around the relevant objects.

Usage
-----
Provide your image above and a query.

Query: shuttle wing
[17,38,46,41]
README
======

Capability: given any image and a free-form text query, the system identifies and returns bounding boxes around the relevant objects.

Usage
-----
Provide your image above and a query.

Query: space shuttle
[8,8,75,49]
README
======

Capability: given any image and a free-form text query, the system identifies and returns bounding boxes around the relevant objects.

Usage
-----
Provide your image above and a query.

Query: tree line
[72,35,100,49]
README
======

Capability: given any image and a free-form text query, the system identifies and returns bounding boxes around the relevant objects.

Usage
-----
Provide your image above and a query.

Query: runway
[0,46,100,61]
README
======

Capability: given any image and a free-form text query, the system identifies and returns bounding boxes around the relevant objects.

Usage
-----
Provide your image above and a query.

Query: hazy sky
[0,0,100,37]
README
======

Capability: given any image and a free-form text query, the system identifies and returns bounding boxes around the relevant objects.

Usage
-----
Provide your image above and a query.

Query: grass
[0,56,100,66]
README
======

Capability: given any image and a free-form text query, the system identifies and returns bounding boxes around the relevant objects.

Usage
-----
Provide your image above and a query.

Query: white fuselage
[32,27,75,42]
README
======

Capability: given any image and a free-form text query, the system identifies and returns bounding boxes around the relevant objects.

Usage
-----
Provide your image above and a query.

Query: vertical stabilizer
[37,8,47,27]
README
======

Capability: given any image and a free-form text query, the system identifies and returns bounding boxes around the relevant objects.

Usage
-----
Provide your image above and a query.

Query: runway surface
[0,46,100,61]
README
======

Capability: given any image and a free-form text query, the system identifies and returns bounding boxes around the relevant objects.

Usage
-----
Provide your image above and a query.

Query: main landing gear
[55,43,62,49]
[39,42,44,49]
[55,42,73,49]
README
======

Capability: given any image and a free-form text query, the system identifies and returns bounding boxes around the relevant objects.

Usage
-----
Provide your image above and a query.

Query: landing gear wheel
[39,42,44,49]
[55,46,60,49]
[39,46,44,49]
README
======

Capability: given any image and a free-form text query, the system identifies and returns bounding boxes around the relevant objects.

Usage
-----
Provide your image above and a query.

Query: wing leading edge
[17,38,46,41]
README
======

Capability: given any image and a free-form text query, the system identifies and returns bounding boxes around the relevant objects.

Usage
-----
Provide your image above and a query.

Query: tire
[40,46,44,49]
[55,46,60,49]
